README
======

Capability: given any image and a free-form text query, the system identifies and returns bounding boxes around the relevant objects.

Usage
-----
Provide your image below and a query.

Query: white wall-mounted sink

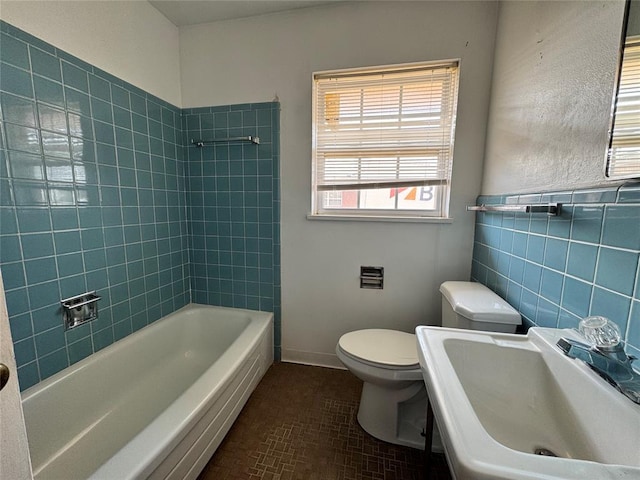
[416,326,640,480]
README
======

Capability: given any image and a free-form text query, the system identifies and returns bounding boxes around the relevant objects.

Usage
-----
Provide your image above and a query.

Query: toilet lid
[338,329,419,367]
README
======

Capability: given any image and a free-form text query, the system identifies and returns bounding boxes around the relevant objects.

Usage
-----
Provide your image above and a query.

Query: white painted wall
[180,1,498,367]
[481,0,626,195]
[0,1,181,106]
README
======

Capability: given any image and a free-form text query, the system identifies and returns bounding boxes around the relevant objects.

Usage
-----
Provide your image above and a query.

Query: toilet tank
[439,281,521,333]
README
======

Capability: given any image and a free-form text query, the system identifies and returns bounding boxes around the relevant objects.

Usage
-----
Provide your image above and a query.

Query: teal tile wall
[0,22,191,389]
[182,104,281,360]
[0,21,281,389]
[471,183,640,357]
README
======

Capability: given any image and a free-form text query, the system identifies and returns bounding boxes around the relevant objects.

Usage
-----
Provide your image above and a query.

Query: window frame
[310,60,460,220]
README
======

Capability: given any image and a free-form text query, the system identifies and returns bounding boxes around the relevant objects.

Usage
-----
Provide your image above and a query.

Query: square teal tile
[34,324,65,357]
[88,74,111,102]
[536,298,559,328]
[543,238,568,271]
[1,92,37,127]
[38,347,68,378]
[9,151,45,180]
[540,268,563,305]
[93,120,114,145]
[47,183,74,206]
[5,287,30,317]
[0,33,29,69]
[17,207,51,232]
[529,215,548,235]
[83,248,106,271]
[62,61,89,92]
[80,228,104,250]
[0,234,21,263]
[602,205,640,250]
[111,85,130,110]
[566,242,598,282]
[17,361,40,390]
[590,287,631,335]
[595,247,638,297]
[13,180,48,206]
[5,124,40,154]
[2,261,25,290]
[30,47,61,82]
[24,256,57,284]
[93,327,114,352]
[33,76,64,108]
[28,286,59,318]
[50,207,78,230]
[41,131,70,158]
[68,336,93,365]
[90,97,113,124]
[45,157,73,182]
[561,277,592,318]
[38,104,68,134]
[56,252,84,277]
[570,206,603,243]
[13,337,36,366]
[557,309,581,330]
[65,87,90,114]
[78,207,102,228]
[68,113,94,140]
[21,232,54,259]
[0,62,33,98]
[8,311,32,341]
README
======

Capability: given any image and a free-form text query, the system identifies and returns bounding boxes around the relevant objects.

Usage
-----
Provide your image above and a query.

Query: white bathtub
[21,304,273,480]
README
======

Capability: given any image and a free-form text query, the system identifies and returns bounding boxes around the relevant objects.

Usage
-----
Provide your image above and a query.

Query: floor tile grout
[197,362,451,480]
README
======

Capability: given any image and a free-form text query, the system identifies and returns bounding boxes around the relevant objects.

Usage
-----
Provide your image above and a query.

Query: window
[311,61,460,219]
[607,35,640,179]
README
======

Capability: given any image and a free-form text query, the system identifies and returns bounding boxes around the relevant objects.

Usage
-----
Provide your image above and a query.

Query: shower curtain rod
[191,136,260,146]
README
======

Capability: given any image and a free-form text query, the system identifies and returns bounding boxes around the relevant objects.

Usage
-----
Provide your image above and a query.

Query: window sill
[306,213,453,224]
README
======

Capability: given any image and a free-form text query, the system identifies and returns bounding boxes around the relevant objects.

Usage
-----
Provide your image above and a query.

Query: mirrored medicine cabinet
[607,0,640,179]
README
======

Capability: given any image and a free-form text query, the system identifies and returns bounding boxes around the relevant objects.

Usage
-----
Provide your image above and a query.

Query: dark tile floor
[198,363,452,480]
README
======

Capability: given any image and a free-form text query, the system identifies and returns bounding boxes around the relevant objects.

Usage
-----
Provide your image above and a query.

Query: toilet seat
[338,329,419,370]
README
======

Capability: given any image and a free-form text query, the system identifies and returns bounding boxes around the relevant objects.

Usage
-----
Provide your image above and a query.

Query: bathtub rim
[21,303,271,400]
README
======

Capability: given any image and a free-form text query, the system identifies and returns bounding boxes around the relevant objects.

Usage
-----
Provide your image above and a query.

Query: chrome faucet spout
[556,337,640,405]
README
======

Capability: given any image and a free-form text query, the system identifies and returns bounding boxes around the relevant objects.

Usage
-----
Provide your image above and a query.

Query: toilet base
[356,380,429,450]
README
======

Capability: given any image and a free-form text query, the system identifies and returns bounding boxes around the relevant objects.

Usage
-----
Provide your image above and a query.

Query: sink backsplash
[471,184,640,357]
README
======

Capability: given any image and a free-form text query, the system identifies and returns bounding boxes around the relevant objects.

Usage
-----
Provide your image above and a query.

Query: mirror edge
[605,0,638,180]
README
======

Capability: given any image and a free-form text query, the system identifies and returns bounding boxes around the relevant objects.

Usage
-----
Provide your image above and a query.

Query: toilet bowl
[337,281,521,450]
[336,329,426,449]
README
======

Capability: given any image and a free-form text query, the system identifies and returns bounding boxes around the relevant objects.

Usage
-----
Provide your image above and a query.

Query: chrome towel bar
[466,203,561,216]
[191,136,260,146]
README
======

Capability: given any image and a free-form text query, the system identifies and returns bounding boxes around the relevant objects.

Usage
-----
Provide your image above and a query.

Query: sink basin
[416,326,640,480]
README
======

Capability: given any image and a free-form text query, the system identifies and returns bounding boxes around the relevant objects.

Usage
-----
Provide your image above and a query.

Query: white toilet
[336,281,521,449]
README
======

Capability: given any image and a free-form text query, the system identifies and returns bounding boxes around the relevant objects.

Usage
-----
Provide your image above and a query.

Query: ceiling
[148,0,343,26]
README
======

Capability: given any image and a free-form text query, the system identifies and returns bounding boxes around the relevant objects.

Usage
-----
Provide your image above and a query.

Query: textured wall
[482,1,626,195]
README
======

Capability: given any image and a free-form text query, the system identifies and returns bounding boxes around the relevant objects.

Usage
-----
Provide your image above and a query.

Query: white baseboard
[281,348,346,370]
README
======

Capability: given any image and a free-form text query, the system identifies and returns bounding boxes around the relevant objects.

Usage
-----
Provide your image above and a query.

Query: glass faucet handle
[579,316,621,349]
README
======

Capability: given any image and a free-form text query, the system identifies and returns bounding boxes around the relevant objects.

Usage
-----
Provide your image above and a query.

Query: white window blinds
[607,36,640,179]
[312,62,460,196]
